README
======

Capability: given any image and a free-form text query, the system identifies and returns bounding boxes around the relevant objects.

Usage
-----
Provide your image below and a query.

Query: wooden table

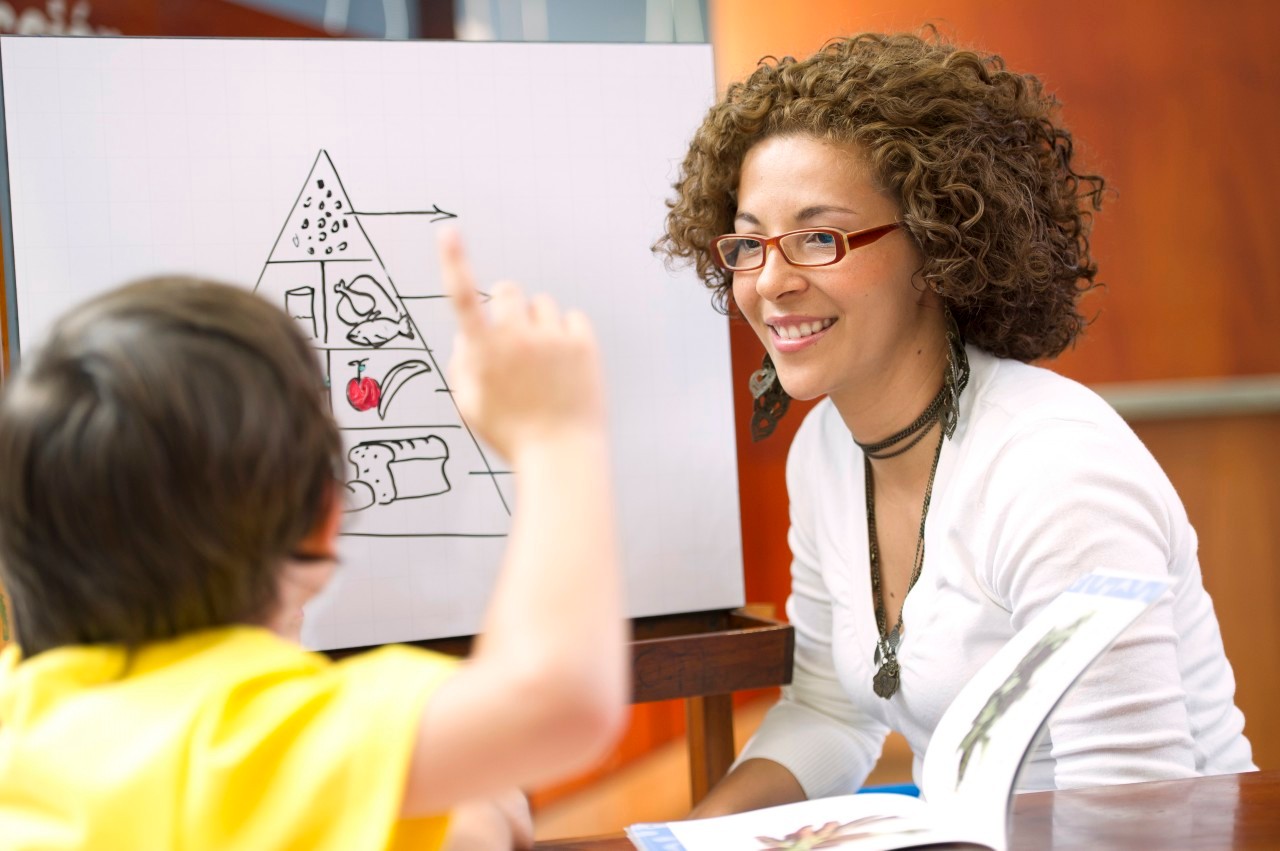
[534,769,1280,849]
[329,608,795,804]
[623,609,793,802]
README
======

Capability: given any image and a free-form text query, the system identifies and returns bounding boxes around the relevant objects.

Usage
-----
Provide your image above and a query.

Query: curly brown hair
[656,31,1107,361]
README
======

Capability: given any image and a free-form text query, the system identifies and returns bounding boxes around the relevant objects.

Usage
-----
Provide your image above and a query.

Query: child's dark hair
[0,278,343,656]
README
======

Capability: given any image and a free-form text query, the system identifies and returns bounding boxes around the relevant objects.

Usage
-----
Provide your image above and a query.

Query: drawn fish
[347,313,415,347]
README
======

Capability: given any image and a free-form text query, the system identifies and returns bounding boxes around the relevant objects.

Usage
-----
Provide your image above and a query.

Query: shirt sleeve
[979,417,1201,789]
[187,644,458,851]
[736,409,891,799]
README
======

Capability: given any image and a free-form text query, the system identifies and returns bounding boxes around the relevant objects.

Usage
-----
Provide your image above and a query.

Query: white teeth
[773,318,833,340]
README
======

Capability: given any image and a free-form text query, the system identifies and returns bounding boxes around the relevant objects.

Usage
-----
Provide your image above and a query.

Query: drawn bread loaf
[347,435,450,508]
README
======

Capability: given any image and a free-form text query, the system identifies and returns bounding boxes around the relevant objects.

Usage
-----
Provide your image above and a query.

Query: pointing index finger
[438,227,485,337]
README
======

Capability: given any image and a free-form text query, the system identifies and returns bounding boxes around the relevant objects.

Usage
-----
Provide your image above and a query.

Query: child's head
[0,277,343,656]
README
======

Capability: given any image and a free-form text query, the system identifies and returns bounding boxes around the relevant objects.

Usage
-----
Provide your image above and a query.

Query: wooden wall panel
[710,0,1280,773]
[1133,414,1280,769]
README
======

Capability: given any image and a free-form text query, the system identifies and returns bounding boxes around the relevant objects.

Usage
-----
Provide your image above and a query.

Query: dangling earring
[939,306,970,439]
[748,353,790,442]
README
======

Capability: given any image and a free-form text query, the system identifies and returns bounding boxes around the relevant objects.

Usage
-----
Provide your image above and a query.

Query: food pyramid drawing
[254,150,510,538]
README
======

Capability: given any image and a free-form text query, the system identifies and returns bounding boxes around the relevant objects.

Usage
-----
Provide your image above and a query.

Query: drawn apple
[346,359,381,412]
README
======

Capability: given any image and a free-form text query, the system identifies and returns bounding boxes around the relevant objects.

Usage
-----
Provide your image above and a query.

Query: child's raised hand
[438,229,606,462]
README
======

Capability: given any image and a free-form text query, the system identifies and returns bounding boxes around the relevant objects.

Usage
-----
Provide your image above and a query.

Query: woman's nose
[754,247,807,301]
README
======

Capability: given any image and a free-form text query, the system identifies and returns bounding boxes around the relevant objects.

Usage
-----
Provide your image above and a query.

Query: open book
[626,569,1172,851]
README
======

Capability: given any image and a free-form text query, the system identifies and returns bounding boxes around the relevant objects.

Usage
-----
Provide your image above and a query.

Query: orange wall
[713,0,1280,769]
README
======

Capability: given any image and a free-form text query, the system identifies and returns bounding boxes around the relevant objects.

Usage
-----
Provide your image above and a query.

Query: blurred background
[0,0,1276,840]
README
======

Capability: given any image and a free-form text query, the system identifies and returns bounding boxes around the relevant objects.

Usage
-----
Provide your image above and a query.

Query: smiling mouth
[769,318,836,341]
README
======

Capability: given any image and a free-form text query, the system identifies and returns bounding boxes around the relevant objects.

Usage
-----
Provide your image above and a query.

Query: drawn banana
[378,359,432,420]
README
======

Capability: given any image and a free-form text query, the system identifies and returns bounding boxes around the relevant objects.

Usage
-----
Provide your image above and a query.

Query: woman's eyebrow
[734,205,860,228]
[796,204,859,220]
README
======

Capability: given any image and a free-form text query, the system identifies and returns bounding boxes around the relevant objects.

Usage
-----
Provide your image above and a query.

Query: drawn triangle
[270,150,373,263]
[253,150,511,538]
[255,151,421,353]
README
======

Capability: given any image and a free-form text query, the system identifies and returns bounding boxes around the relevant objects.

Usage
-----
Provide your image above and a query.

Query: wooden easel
[329,608,794,804]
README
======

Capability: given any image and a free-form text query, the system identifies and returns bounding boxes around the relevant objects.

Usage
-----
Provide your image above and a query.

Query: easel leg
[686,693,734,805]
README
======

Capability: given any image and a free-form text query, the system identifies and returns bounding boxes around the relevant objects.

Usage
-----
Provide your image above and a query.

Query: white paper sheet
[0,35,743,649]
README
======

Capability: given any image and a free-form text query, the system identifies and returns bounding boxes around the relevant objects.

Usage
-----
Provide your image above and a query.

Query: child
[0,230,627,850]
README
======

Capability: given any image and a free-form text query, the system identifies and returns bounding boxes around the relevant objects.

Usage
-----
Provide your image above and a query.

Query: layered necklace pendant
[872,628,902,699]
[862,409,947,702]
[858,317,969,700]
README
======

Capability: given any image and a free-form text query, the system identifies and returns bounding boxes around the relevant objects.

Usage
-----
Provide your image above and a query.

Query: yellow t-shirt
[0,626,458,850]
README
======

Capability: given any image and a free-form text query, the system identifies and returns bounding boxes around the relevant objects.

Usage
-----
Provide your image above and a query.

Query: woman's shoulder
[959,350,1182,517]
[958,349,1164,478]
[965,348,1127,438]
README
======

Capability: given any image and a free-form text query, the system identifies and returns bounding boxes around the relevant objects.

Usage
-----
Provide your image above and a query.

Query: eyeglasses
[710,222,903,272]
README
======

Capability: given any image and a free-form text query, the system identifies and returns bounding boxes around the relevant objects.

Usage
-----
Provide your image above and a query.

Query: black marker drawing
[335,274,399,325]
[346,435,451,512]
[254,150,510,538]
[377,359,432,419]
[346,311,415,348]
[343,357,433,419]
[286,285,318,339]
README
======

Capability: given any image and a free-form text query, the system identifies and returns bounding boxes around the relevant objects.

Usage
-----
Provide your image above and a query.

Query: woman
[657,32,1254,815]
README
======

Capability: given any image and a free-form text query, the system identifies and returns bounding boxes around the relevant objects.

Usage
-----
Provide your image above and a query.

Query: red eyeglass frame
[710,221,904,272]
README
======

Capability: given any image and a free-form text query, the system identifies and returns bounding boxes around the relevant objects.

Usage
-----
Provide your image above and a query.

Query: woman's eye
[803,231,837,246]
[738,239,763,255]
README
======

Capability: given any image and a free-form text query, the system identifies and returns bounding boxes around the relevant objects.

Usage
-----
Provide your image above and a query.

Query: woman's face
[731,134,939,410]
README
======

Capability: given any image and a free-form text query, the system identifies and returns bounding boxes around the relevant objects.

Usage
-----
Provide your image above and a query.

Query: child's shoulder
[131,627,459,698]
[0,628,458,849]
[1,627,311,713]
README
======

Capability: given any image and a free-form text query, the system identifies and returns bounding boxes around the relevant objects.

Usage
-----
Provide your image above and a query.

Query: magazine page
[625,570,1171,851]
[626,792,976,851]
[919,570,1173,831]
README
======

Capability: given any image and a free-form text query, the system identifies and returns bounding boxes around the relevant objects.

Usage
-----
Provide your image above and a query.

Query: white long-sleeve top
[737,347,1255,796]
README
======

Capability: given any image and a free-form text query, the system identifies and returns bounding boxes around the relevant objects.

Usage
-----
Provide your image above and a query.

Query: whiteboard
[0,35,743,650]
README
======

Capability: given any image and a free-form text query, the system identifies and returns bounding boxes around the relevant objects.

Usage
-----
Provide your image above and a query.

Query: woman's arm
[691,408,890,816]
[982,419,1210,788]
[688,758,806,818]
[399,231,628,817]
